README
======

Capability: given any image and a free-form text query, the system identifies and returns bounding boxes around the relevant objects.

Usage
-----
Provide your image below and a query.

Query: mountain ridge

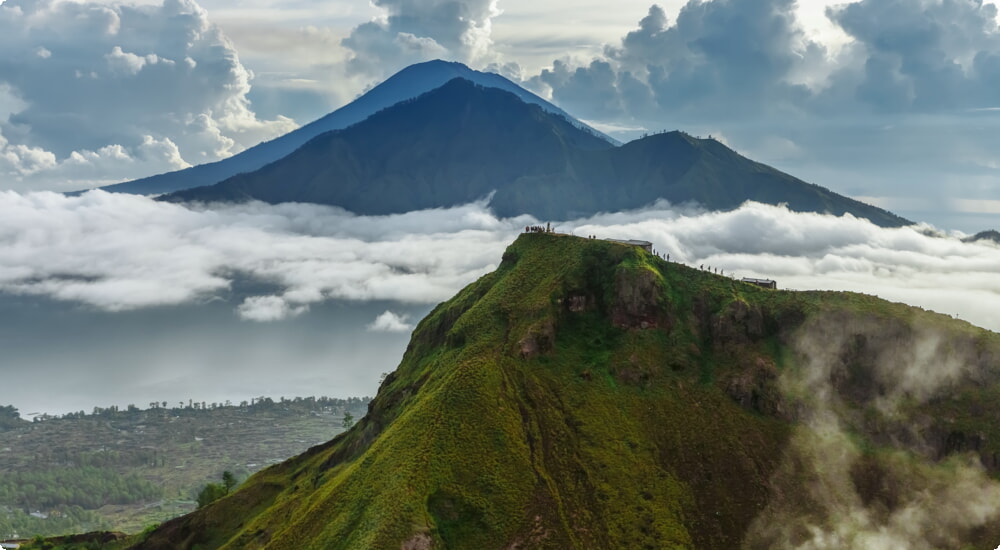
[163,78,911,227]
[161,78,616,213]
[91,232,1000,550]
[80,60,615,197]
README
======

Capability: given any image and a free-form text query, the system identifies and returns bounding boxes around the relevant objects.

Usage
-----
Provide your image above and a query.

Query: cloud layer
[0,191,520,321]
[1,192,999,332]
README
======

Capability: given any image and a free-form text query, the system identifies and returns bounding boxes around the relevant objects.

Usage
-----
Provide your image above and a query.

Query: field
[0,396,369,538]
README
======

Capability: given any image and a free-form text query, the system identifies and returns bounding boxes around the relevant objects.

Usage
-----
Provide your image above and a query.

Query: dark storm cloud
[823,0,1000,112]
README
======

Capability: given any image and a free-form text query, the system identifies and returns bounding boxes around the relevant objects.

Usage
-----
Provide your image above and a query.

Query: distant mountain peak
[80,60,614,197]
[160,78,911,228]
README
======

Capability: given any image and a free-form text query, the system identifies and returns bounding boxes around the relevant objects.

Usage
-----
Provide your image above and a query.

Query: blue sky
[0,0,998,231]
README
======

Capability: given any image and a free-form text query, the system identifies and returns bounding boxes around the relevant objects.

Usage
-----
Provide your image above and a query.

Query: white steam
[744,314,1000,549]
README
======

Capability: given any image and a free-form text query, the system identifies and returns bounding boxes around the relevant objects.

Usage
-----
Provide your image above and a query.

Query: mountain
[162,78,615,214]
[162,78,910,227]
[94,233,1000,549]
[963,229,1000,244]
[82,60,615,196]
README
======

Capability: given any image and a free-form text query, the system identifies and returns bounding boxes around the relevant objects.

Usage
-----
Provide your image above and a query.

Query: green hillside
[32,232,1000,549]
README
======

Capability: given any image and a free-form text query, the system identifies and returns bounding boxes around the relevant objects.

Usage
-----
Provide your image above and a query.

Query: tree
[222,471,237,493]
[342,412,354,429]
[197,471,239,509]
[196,483,226,509]
[0,405,22,430]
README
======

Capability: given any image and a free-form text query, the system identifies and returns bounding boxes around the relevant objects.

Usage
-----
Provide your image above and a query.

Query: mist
[2,191,999,416]
[744,313,1000,549]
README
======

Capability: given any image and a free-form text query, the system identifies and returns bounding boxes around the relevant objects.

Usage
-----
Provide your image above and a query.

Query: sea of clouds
[1,190,998,332]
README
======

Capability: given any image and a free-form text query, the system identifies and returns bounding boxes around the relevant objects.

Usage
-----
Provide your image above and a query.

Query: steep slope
[83,60,615,196]
[109,233,1000,550]
[163,81,909,227]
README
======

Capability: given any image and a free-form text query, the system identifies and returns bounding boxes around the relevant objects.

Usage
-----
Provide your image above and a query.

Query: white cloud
[0,191,519,315]
[0,127,190,187]
[105,45,169,75]
[236,295,309,322]
[367,310,413,332]
[0,0,297,192]
[341,0,502,79]
[0,193,999,335]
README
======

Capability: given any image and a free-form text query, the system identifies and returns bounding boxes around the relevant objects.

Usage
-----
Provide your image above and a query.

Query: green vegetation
[0,396,369,539]
[196,472,239,510]
[27,233,1000,549]
[0,405,25,431]
[0,466,161,510]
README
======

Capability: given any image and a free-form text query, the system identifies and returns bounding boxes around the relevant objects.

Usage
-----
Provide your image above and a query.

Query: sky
[0,0,998,230]
[2,0,1000,416]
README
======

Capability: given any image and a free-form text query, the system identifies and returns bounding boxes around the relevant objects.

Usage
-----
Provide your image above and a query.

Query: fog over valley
[2,191,999,416]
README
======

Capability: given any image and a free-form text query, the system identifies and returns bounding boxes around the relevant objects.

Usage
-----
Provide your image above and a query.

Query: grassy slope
[45,233,1000,550]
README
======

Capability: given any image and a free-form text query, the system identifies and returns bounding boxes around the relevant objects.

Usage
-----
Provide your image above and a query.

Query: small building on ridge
[606,239,653,253]
[741,277,777,289]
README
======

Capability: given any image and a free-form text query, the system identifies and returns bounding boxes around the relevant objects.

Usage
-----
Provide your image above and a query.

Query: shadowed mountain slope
[163,79,910,227]
[93,233,1000,550]
[964,229,1000,244]
[83,60,614,197]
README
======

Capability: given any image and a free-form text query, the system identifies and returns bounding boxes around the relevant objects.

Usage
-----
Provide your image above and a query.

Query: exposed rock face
[518,320,555,359]
[610,268,662,329]
[401,533,432,550]
[712,299,766,346]
[725,357,784,416]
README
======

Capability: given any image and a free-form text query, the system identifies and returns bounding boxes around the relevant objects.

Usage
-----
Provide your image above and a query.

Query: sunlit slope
[127,233,1000,550]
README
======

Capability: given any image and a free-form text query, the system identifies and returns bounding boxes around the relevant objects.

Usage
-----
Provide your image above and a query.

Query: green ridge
[33,233,1000,549]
